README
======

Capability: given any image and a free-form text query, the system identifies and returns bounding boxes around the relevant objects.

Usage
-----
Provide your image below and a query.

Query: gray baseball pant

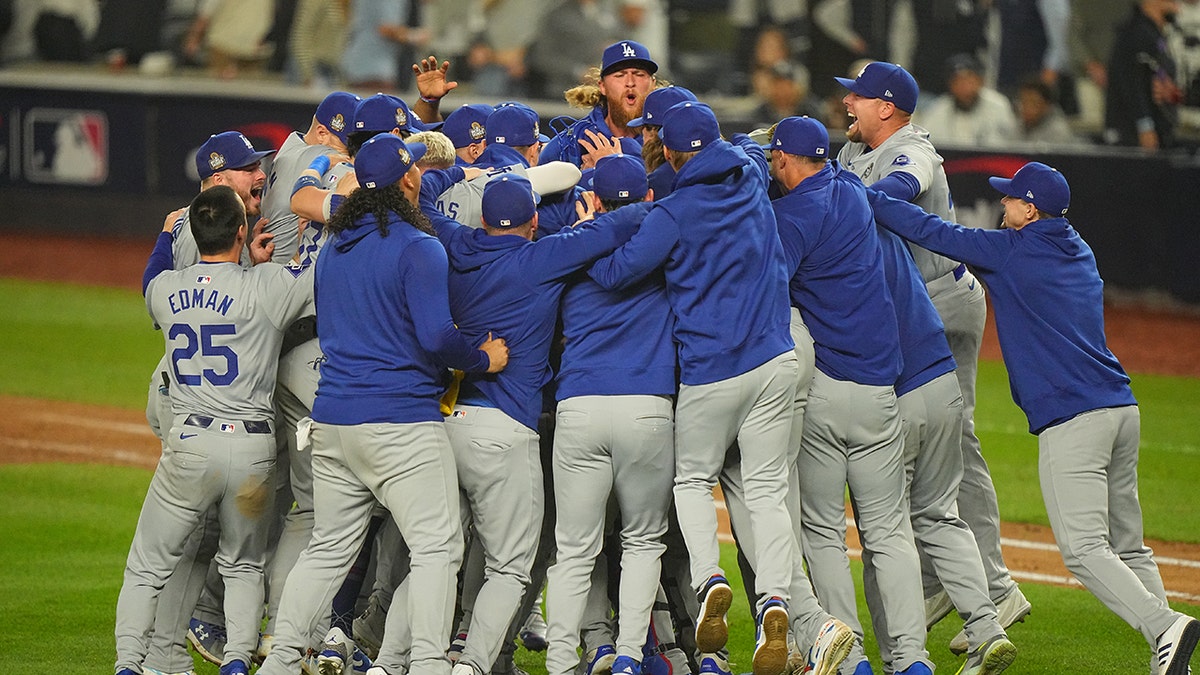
[257,421,463,675]
[927,269,1017,602]
[115,415,276,672]
[545,394,675,673]
[444,406,545,675]
[675,350,799,611]
[797,372,929,673]
[863,371,1002,665]
[1038,405,1176,645]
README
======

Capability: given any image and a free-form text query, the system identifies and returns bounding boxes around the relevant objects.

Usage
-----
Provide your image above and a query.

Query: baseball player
[834,62,1030,652]
[868,161,1200,675]
[586,102,852,675]
[117,184,314,675]
[423,103,582,238]
[762,115,930,675]
[441,103,494,165]
[542,154,675,675]
[260,91,360,264]
[625,85,697,199]
[415,160,648,675]
[540,40,656,168]
[138,130,276,675]
[256,134,508,675]
[862,191,1016,674]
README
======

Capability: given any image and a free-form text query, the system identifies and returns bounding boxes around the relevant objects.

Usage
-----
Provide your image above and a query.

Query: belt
[184,414,272,435]
[952,263,966,281]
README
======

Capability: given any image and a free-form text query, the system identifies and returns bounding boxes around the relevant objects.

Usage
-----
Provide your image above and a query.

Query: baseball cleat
[950,588,1030,654]
[1157,613,1200,675]
[611,655,640,675]
[699,655,732,675]
[695,574,733,654]
[752,597,790,675]
[317,626,353,675]
[586,645,617,675]
[924,590,954,630]
[218,659,250,675]
[955,634,1016,675]
[353,595,386,660]
[187,617,228,665]
[804,617,855,675]
[519,606,549,652]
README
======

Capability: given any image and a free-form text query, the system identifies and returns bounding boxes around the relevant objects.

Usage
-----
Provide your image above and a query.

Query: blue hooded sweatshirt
[419,186,647,431]
[868,189,1135,433]
[773,161,902,387]
[875,226,956,396]
[311,211,490,425]
[589,134,794,385]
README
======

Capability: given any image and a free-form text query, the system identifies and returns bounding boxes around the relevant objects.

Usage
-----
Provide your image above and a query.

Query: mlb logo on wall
[24,108,108,185]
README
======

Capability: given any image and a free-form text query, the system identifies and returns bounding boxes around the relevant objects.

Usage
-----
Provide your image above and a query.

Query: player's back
[146,261,314,421]
[262,132,332,262]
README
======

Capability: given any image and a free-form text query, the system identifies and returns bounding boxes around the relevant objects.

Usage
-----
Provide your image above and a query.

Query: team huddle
[115,40,1199,675]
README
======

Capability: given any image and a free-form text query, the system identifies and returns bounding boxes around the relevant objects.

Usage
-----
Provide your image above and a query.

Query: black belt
[184,414,272,435]
[952,263,967,281]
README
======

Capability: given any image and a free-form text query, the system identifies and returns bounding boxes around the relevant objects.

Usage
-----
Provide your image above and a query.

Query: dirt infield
[3,231,1200,603]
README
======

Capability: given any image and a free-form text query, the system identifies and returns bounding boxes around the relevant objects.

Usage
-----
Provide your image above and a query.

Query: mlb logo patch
[690,139,702,148]
[196,275,212,284]
[220,423,236,433]
[451,410,468,418]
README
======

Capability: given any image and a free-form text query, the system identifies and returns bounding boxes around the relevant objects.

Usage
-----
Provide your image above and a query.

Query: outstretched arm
[867,188,1015,272]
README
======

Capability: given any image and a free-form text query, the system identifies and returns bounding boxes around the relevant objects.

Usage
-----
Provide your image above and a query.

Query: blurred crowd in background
[3,0,1200,152]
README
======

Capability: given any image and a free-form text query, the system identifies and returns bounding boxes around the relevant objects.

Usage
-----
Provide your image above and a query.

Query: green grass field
[2,278,1198,674]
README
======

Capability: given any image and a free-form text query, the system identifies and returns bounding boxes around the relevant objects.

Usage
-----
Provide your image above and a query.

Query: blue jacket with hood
[311,210,490,425]
[589,134,793,385]
[869,189,1135,433]
[419,182,647,430]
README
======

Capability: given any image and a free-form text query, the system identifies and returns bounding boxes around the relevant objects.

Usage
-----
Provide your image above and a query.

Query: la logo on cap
[622,42,636,57]
[240,136,253,150]
[208,152,226,171]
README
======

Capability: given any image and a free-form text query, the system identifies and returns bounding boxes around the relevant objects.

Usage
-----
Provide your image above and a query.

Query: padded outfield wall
[2,68,1198,304]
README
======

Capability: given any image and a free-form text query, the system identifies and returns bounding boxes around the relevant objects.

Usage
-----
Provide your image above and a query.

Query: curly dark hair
[325,184,435,238]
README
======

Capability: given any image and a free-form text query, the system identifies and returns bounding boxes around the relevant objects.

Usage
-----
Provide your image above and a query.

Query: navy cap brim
[229,149,276,169]
[407,142,428,167]
[602,58,658,78]
[834,76,863,94]
[987,176,1018,199]
[537,133,551,143]
[627,116,647,128]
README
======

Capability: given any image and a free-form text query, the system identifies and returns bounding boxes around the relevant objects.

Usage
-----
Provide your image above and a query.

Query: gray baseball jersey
[435,164,532,229]
[262,131,337,262]
[146,262,314,419]
[836,123,958,283]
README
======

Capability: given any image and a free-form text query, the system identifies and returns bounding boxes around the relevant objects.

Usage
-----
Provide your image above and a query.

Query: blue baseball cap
[601,40,658,77]
[767,116,829,158]
[591,153,648,201]
[353,93,419,134]
[486,104,549,147]
[834,62,919,114]
[482,174,541,228]
[315,91,361,144]
[659,101,720,152]
[628,86,698,128]
[196,131,275,179]
[354,134,427,190]
[442,103,493,148]
[988,161,1070,216]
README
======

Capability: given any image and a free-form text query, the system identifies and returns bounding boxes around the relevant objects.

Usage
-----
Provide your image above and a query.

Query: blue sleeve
[870,171,922,202]
[867,188,1015,272]
[402,238,490,372]
[417,174,466,247]
[143,231,174,295]
[588,204,677,290]
[527,201,648,281]
[774,212,806,279]
[732,133,771,187]
[421,167,465,204]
